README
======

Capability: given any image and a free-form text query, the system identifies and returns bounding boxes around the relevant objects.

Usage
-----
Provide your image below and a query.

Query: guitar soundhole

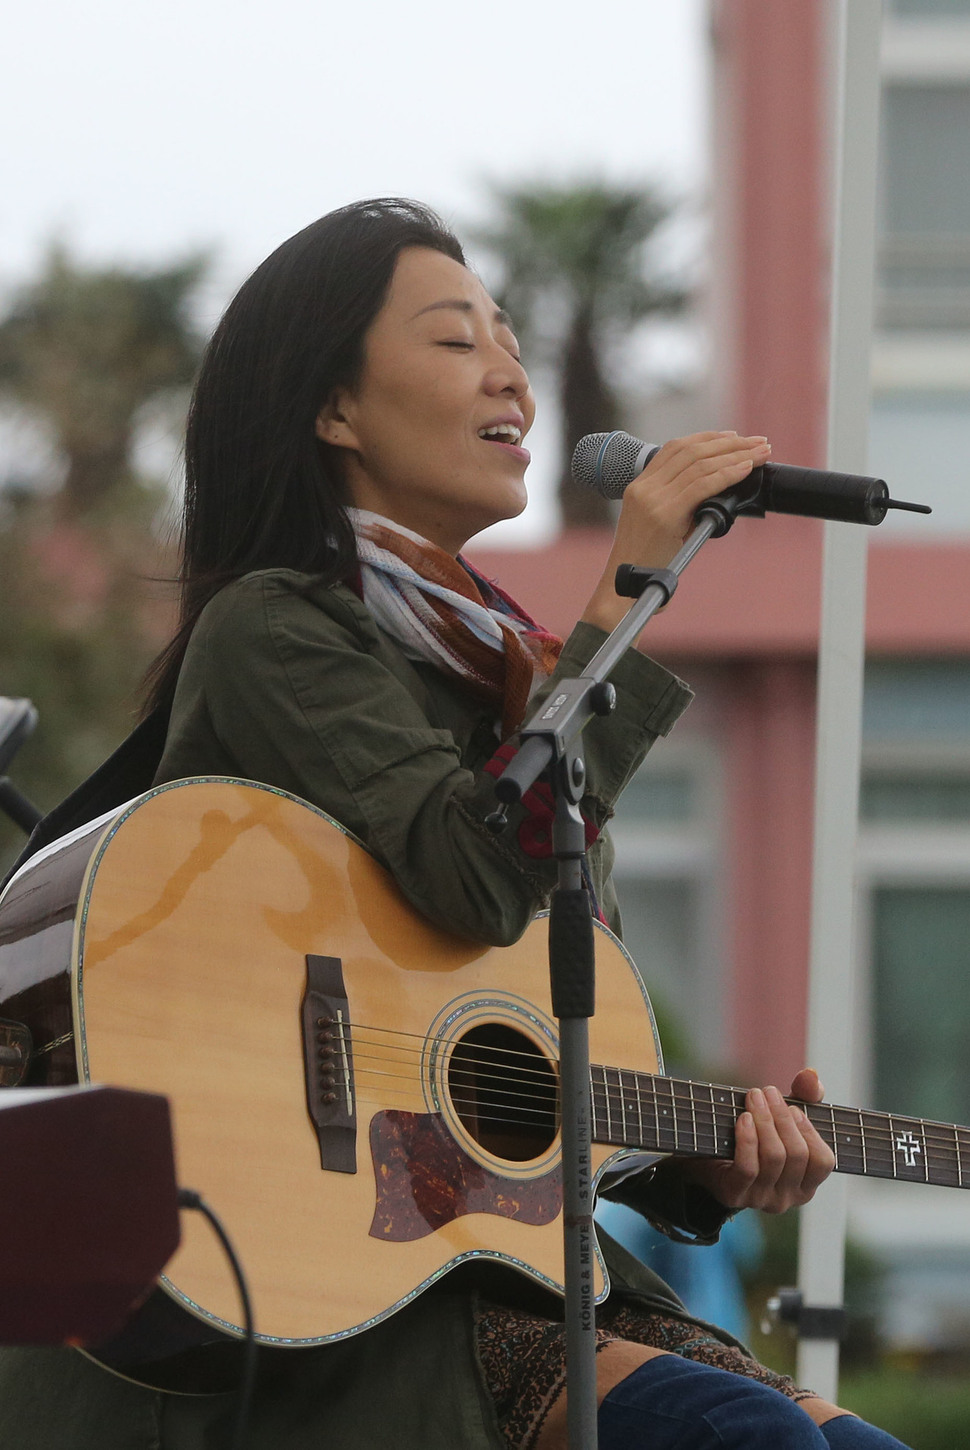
[448,1024,558,1162]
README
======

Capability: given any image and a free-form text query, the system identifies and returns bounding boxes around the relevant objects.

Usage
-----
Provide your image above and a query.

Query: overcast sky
[2,0,707,290]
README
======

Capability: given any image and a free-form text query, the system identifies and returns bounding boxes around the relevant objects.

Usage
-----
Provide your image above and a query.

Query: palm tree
[0,245,205,515]
[473,183,686,527]
[0,248,205,867]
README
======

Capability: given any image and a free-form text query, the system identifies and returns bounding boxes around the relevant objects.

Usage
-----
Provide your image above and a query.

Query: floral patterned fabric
[476,1300,815,1450]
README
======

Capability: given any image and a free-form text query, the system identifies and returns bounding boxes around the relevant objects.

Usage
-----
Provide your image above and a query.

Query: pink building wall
[710,0,830,466]
[705,0,829,1079]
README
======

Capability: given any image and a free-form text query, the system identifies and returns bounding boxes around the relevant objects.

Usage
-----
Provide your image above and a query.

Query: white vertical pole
[796,0,884,1400]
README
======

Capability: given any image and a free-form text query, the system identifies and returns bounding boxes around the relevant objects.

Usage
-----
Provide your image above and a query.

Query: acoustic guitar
[0,778,966,1382]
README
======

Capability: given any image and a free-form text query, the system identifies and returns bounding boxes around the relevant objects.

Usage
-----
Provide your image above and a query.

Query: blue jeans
[598,1354,911,1449]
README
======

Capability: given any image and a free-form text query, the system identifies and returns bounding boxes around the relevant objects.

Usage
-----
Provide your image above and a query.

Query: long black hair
[143,198,465,715]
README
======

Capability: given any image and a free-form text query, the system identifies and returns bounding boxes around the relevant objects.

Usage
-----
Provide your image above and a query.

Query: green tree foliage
[473,182,687,527]
[0,248,206,870]
[0,245,204,514]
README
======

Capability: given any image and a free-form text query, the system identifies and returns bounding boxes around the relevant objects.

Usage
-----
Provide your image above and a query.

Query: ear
[315,389,359,450]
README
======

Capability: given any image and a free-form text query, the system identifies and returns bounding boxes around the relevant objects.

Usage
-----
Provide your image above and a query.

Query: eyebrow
[412,299,514,329]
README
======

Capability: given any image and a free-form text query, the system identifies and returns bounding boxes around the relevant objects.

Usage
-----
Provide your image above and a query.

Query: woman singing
[0,199,909,1449]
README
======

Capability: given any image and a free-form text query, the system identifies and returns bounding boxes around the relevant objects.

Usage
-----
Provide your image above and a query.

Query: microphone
[571,431,931,526]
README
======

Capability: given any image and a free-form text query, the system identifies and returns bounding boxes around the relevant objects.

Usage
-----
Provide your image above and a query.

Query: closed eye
[440,340,475,350]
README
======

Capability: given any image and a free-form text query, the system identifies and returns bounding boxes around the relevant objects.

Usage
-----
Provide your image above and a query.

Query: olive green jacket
[154,570,693,944]
[0,569,740,1449]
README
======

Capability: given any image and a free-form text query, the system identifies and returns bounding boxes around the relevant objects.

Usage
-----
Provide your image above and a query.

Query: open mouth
[478,424,522,446]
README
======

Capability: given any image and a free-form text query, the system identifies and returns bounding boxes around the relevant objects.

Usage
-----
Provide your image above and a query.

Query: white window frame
[849,741,970,1253]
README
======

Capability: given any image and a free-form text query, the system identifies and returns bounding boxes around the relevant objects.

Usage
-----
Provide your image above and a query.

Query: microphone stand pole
[490,496,741,1450]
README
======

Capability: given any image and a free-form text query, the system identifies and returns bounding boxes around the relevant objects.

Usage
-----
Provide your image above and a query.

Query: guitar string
[337,1020,576,1064]
[343,1097,962,1180]
[349,1043,559,1092]
[340,1022,970,1146]
[335,1037,569,1094]
[344,1063,963,1164]
[347,1068,667,1142]
[350,1061,558,1114]
[329,1026,962,1160]
[348,1038,556,1079]
[351,1065,567,1121]
[346,1080,964,1174]
[343,1033,968,1156]
[358,1092,561,1135]
[346,1069,567,1135]
[351,1054,559,1109]
[345,1055,966,1157]
[345,1026,691,1096]
[347,1060,641,1131]
[333,1022,968,1159]
[345,1027,932,1141]
[349,1062,732,1141]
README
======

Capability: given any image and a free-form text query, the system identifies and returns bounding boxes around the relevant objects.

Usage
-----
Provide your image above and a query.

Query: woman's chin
[498,475,530,521]
[463,496,530,547]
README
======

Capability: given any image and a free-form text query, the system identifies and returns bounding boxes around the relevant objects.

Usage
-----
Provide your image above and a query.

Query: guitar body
[0,778,663,1365]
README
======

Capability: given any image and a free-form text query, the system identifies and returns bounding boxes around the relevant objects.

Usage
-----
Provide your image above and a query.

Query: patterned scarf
[348,509,562,738]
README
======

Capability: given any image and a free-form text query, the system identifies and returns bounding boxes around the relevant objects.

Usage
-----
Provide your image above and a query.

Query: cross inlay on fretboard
[895,1131,922,1168]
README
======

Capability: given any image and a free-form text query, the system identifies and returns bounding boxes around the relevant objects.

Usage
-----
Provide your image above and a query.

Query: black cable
[0,777,43,834]
[177,1188,257,1450]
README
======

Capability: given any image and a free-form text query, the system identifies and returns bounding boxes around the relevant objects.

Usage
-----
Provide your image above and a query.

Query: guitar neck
[590,1065,970,1189]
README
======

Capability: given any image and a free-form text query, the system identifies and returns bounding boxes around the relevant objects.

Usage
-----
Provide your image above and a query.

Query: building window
[858,662,970,1118]
[863,660,970,741]
[889,0,970,15]
[869,395,970,535]
[871,885,970,1125]
[879,85,970,327]
[861,770,970,823]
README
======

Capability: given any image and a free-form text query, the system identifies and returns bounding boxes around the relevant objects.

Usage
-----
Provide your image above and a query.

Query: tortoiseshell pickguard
[369,1110,561,1242]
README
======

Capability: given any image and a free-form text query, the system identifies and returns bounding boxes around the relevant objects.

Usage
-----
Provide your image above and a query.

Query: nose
[484,346,531,402]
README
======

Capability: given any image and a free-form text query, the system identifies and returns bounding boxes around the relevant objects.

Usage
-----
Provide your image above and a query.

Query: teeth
[478,423,521,444]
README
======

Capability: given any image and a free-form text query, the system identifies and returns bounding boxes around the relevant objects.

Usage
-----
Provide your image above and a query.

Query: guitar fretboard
[590,1065,970,1189]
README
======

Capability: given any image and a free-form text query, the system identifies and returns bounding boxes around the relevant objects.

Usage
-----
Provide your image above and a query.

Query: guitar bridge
[302,955,356,1174]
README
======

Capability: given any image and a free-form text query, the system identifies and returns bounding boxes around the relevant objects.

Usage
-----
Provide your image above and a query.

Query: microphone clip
[614,565,680,603]
[695,473,767,537]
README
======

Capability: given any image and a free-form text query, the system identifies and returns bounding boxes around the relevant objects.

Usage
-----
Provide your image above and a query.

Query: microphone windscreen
[571,432,656,498]
[0,1084,180,1345]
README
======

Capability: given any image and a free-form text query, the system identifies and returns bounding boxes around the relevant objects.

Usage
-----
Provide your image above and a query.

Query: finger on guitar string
[723,1088,798,1209]
[678,1081,836,1213]
[722,1085,830,1212]
[790,1102,838,1198]
[758,1084,834,1207]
